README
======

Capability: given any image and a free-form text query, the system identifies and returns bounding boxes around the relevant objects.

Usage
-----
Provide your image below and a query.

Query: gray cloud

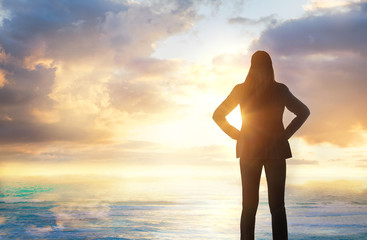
[228,15,278,26]
[0,64,54,109]
[252,2,367,56]
[0,0,126,59]
[0,58,71,143]
[250,1,367,146]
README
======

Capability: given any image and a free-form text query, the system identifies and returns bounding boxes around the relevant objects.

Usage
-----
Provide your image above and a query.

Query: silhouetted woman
[213,51,310,240]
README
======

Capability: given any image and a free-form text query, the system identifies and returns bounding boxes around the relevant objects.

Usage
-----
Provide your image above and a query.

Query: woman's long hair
[245,51,276,98]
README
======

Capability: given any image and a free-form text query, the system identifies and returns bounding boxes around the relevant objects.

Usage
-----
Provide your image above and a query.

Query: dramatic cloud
[0,0,199,144]
[250,1,367,146]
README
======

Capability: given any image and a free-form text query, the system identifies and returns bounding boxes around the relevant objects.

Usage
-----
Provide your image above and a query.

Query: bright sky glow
[0,0,367,193]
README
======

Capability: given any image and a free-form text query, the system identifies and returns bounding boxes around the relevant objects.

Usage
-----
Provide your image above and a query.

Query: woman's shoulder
[232,82,289,96]
[235,82,246,89]
[274,82,291,95]
[275,82,289,90]
[231,83,246,95]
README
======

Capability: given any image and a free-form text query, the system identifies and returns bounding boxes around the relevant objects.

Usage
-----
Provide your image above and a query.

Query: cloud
[0,0,199,144]
[354,158,367,168]
[303,0,360,11]
[228,15,278,26]
[250,1,367,146]
[252,2,367,56]
[287,159,319,165]
[0,140,234,167]
[0,0,127,59]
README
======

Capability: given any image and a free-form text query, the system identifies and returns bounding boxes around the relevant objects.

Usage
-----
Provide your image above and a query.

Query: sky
[0,0,367,199]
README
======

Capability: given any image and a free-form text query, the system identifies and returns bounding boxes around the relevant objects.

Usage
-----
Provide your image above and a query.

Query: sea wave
[0,181,367,239]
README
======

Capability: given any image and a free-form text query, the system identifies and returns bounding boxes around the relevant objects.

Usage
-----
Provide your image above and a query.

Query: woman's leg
[240,159,263,240]
[264,159,288,240]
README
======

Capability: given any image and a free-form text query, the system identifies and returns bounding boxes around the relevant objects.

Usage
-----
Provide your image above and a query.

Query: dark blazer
[213,82,310,162]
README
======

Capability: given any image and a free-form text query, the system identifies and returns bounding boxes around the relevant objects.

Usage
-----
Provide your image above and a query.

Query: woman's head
[246,50,275,96]
[251,50,273,68]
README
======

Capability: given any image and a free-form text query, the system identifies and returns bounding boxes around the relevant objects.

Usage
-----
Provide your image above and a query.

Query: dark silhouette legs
[265,160,288,240]
[240,161,262,240]
[240,159,288,240]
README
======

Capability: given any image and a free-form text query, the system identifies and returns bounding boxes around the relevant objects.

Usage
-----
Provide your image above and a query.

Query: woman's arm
[212,85,241,140]
[284,88,310,139]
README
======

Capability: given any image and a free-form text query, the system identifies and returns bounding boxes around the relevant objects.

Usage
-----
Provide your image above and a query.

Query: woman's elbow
[212,112,220,123]
[212,110,223,124]
[306,106,310,117]
[302,106,311,120]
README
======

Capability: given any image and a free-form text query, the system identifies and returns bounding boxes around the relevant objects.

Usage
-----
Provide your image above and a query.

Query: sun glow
[226,105,242,131]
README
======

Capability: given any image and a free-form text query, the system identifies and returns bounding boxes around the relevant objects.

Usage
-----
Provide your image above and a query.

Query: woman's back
[233,81,308,160]
[239,82,287,136]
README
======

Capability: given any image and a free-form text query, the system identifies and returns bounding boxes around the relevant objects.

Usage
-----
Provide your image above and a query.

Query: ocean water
[0,178,367,240]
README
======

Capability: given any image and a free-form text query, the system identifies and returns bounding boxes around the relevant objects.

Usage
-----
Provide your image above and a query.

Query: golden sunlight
[226,105,242,131]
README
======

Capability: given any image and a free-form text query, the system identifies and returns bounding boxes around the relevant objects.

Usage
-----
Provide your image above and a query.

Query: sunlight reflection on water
[0,178,367,239]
